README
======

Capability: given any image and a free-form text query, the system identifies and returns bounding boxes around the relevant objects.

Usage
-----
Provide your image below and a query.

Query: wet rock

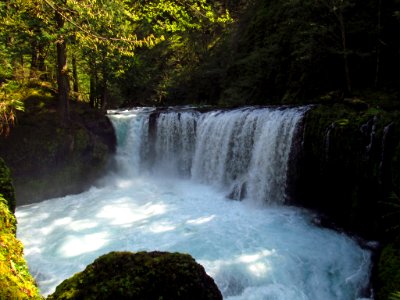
[48,251,222,300]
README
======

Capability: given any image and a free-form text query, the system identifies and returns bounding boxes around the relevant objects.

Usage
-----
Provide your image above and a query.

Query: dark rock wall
[0,97,116,205]
[0,158,16,212]
[292,104,400,240]
[0,160,42,299]
[290,104,400,300]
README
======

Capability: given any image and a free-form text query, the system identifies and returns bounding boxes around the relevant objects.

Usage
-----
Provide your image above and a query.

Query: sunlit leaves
[0,0,234,111]
[136,0,232,34]
[390,291,400,300]
[1,0,232,65]
[0,82,25,136]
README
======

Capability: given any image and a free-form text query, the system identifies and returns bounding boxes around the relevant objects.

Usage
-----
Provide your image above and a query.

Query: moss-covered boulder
[0,157,16,212]
[0,194,42,299]
[0,95,116,204]
[48,251,222,300]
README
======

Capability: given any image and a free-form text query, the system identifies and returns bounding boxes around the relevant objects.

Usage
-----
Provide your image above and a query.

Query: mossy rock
[0,195,42,299]
[376,243,400,300]
[0,95,116,204]
[0,159,42,299]
[292,104,400,239]
[0,158,16,212]
[292,104,400,298]
[48,251,222,300]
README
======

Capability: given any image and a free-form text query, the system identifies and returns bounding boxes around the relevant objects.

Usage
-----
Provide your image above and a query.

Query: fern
[379,192,400,237]
[0,80,25,136]
[390,291,400,300]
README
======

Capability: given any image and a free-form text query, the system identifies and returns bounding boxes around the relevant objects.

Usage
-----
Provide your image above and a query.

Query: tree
[116,0,232,105]
[1,0,161,119]
[1,0,233,113]
[54,0,70,122]
[318,0,354,94]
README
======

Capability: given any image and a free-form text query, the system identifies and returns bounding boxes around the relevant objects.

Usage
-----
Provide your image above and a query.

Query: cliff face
[0,158,42,299]
[0,96,116,205]
[291,104,400,240]
[290,103,400,299]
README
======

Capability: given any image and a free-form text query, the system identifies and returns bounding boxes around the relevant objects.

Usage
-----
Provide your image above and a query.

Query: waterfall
[109,106,308,205]
[191,107,307,204]
[17,106,373,299]
[109,109,151,177]
[152,110,199,177]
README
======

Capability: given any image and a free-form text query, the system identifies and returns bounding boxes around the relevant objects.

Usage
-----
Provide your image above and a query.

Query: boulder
[48,251,222,300]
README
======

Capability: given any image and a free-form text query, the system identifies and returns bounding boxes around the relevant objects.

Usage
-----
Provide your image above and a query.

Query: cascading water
[120,106,307,204]
[110,107,153,177]
[16,106,372,299]
[190,107,306,204]
[152,110,199,177]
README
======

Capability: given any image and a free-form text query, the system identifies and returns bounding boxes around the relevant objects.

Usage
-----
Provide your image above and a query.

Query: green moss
[48,251,222,300]
[0,158,42,299]
[0,94,115,204]
[73,128,89,151]
[390,291,400,300]
[296,104,400,238]
[0,193,42,299]
[376,243,400,300]
[0,158,16,212]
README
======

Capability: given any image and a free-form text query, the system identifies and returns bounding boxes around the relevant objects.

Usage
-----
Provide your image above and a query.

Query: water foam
[16,107,372,299]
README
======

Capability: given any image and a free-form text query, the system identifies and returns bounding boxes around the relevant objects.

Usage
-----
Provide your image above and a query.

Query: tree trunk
[100,62,108,110]
[55,3,70,123]
[30,40,39,79]
[321,0,352,94]
[99,50,109,110]
[375,0,382,87]
[89,75,97,108]
[72,54,79,100]
[89,56,98,108]
[37,43,47,80]
[338,14,352,94]
[30,39,47,80]
[14,55,25,82]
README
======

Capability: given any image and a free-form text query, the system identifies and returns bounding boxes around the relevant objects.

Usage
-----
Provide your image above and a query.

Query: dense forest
[1,0,398,123]
[0,0,235,128]
[1,0,400,299]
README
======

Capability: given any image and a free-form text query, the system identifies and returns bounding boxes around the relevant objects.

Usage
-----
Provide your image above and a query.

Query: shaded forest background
[169,0,400,107]
[1,0,399,129]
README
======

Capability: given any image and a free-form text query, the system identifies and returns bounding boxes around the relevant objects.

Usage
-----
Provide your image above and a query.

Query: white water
[191,108,303,204]
[16,107,372,299]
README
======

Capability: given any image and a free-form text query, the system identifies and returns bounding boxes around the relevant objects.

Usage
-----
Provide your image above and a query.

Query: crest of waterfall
[108,106,308,205]
[153,111,199,177]
[108,108,153,176]
[191,107,307,204]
